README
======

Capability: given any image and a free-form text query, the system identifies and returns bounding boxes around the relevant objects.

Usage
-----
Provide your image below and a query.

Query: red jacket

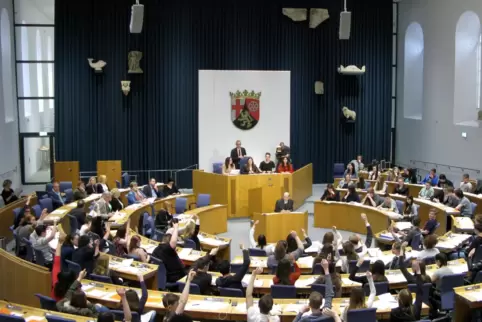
[51,256,62,301]
[272,262,301,285]
[277,164,294,173]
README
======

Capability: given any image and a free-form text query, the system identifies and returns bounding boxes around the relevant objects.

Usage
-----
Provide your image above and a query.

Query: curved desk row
[193,164,313,218]
[81,279,429,321]
[454,282,482,322]
[0,300,93,322]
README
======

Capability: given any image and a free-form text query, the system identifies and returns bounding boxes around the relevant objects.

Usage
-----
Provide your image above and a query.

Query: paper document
[304,241,322,253]
[341,278,361,286]
[294,277,316,288]
[86,289,109,298]
[297,256,314,266]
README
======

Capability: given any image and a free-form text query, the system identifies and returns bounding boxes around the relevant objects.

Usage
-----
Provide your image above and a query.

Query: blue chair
[157,261,178,291]
[230,263,244,275]
[22,238,34,262]
[240,157,250,170]
[115,180,121,188]
[219,287,244,297]
[35,293,57,311]
[183,238,196,249]
[472,245,482,264]
[177,282,201,294]
[212,162,223,174]
[346,307,377,322]
[122,172,130,188]
[142,212,153,236]
[423,256,436,265]
[111,311,139,322]
[411,233,423,251]
[333,163,345,179]
[0,314,25,321]
[363,281,389,296]
[438,273,465,311]
[13,207,23,225]
[413,204,419,217]
[65,259,81,275]
[312,263,322,274]
[174,198,187,215]
[39,198,53,213]
[68,214,78,234]
[395,200,404,214]
[408,283,432,305]
[46,183,53,193]
[64,189,73,203]
[196,194,211,208]
[46,316,76,322]
[90,274,113,284]
[32,205,42,219]
[33,249,47,266]
[348,260,370,273]
[311,283,335,295]
[248,248,267,256]
[471,202,477,216]
[271,285,296,299]
[59,181,72,193]
[473,270,482,283]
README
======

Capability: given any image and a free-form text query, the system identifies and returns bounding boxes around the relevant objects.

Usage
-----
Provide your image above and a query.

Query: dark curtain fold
[55,0,392,184]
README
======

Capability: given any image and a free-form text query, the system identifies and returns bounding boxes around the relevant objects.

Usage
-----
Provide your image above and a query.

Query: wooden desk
[0,300,93,321]
[230,255,314,274]
[252,211,308,243]
[193,164,313,218]
[185,204,228,235]
[313,201,400,235]
[451,215,474,233]
[465,192,482,215]
[454,283,482,322]
[106,254,159,289]
[0,195,37,240]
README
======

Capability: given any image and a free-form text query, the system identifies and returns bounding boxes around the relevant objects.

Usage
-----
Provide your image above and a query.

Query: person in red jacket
[277,157,294,173]
[273,256,301,285]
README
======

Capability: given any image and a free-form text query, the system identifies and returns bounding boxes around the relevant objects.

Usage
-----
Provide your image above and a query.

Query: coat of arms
[230,90,261,130]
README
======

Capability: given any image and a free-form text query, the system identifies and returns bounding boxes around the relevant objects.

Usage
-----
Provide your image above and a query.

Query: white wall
[396,0,482,181]
[199,70,290,171]
[0,0,20,189]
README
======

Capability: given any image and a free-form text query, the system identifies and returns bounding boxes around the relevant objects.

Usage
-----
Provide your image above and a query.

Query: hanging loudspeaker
[339,11,352,40]
[130,4,144,33]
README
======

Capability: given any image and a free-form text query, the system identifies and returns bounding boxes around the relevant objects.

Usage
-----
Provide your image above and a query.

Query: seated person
[393,178,409,196]
[180,215,201,250]
[155,203,173,231]
[241,157,261,174]
[337,174,352,189]
[246,267,280,322]
[341,272,376,322]
[276,157,294,173]
[390,262,424,322]
[361,187,383,207]
[349,213,373,255]
[30,224,57,268]
[110,188,125,212]
[2,179,19,205]
[143,178,163,199]
[437,174,453,188]
[341,184,360,203]
[162,270,196,322]
[216,244,250,292]
[429,253,453,318]
[49,181,67,209]
[222,157,236,174]
[368,165,380,181]
[163,178,180,196]
[70,200,87,228]
[460,173,473,192]
[267,231,304,267]
[313,259,342,298]
[96,175,110,194]
[391,217,422,247]
[343,162,357,178]
[418,181,434,200]
[421,209,438,235]
[72,235,100,274]
[378,195,399,213]
[349,257,388,285]
[400,196,417,221]
[320,184,340,201]
[249,220,272,254]
[351,155,364,173]
[421,168,439,186]
[259,153,275,173]
[128,235,150,262]
[73,181,87,201]
[417,234,440,259]
[286,229,312,256]
[85,176,97,195]
[191,248,219,295]
[385,241,403,270]
[455,188,473,217]
[274,192,294,212]
[442,186,460,208]
[152,223,186,283]
[127,181,146,205]
[273,257,301,285]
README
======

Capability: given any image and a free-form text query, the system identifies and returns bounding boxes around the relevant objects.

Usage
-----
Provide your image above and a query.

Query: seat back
[230,263,244,275]
[346,307,377,322]
[270,285,296,299]
[32,205,42,219]
[59,181,72,193]
[64,189,73,203]
[439,273,465,310]
[312,263,322,275]
[65,259,81,276]
[395,200,404,214]
[423,256,436,265]
[471,202,477,216]
[177,282,201,294]
[196,194,211,208]
[310,283,327,295]
[35,293,58,311]
[219,287,244,297]
[175,198,187,214]
[22,238,34,262]
[363,282,389,296]
[33,249,46,266]
[473,270,482,284]
[212,163,223,174]
[13,207,23,225]
[184,238,196,249]
[90,274,113,284]
[45,183,53,193]
[39,198,53,213]
[46,317,76,322]
[407,283,432,305]
[0,314,26,321]
[333,163,345,178]
[67,215,78,234]
[348,260,370,273]
[157,261,168,290]
[410,233,423,251]
[248,248,267,256]
[240,157,250,170]
[473,246,482,266]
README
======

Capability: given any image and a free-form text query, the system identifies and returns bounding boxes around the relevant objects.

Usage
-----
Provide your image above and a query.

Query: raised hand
[78,269,87,280]
[357,257,365,266]
[290,230,298,238]
[321,259,329,271]
[116,288,127,297]
[209,247,219,256]
[188,270,196,281]
[253,267,263,276]
[254,220,259,225]
[366,271,372,278]
[322,307,336,317]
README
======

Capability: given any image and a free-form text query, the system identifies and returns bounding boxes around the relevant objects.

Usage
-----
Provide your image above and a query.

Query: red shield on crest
[230,90,261,130]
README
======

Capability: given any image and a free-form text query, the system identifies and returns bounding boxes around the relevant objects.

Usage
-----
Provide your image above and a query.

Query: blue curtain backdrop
[55,0,392,184]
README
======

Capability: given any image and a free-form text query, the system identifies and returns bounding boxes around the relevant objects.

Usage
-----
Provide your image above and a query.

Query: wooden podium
[248,186,284,218]
[97,160,122,189]
[54,161,80,184]
[252,211,308,243]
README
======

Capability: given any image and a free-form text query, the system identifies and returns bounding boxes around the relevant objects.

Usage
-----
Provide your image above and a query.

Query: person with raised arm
[342,271,376,322]
[267,230,304,267]
[390,261,424,322]
[152,220,186,282]
[246,267,280,322]
[216,244,250,292]
[162,270,196,322]
[249,220,272,254]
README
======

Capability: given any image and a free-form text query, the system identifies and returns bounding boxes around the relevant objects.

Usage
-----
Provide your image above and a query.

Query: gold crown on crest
[229,90,262,99]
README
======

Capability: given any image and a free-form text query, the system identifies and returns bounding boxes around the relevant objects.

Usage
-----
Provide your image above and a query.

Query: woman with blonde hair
[180,215,201,250]
[110,188,124,211]
[96,175,109,193]
[86,177,97,195]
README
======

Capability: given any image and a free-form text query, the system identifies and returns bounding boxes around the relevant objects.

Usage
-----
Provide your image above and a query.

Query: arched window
[454,11,481,126]
[1,9,15,123]
[36,29,44,113]
[403,22,424,120]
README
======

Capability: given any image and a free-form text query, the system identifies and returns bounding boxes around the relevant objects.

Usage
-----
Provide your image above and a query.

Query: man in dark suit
[230,140,247,169]
[274,192,294,213]
[70,200,86,227]
[143,178,163,199]
[49,181,66,210]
